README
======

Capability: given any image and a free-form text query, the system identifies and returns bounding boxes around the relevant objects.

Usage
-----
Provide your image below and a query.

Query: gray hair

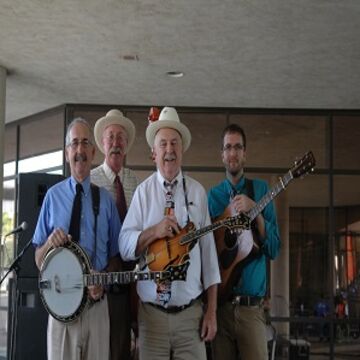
[65,117,94,146]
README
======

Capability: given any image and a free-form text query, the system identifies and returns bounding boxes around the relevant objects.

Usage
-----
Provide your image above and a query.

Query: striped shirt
[91,162,139,208]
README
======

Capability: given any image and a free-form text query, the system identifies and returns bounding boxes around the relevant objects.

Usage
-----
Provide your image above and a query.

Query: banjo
[39,241,169,323]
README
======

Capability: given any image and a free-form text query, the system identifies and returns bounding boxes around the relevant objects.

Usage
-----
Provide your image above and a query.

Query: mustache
[109,147,124,156]
[164,153,176,161]
[74,153,87,162]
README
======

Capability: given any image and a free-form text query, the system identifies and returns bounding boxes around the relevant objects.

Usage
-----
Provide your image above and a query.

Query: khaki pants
[212,302,267,360]
[138,300,206,360]
[47,295,109,360]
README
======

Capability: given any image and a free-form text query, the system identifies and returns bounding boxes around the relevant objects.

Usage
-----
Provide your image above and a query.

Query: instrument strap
[90,183,100,267]
[230,178,258,235]
[245,178,269,298]
[245,178,264,249]
[182,176,191,224]
[245,178,256,232]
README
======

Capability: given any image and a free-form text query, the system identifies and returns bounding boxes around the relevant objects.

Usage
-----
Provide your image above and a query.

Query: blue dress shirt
[32,176,121,271]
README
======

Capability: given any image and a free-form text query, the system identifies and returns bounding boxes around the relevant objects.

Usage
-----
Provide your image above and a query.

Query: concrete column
[270,175,290,338]
[0,66,6,235]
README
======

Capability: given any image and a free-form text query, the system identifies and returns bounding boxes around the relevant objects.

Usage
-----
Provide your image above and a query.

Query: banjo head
[39,242,91,323]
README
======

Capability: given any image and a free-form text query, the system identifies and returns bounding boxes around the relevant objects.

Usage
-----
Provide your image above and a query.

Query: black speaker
[7,173,64,360]
[7,278,48,360]
[15,172,64,278]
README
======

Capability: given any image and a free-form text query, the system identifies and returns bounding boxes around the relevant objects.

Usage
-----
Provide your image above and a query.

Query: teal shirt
[208,176,280,296]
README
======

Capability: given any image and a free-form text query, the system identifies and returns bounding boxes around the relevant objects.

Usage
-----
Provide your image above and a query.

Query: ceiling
[1,0,360,123]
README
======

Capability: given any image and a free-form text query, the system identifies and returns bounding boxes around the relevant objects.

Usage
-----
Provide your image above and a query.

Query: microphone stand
[0,233,32,286]
[0,232,32,360]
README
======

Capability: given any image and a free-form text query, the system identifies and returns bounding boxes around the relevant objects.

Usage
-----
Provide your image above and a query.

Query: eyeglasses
[67,139,93,149]
[104,134,127,143]
[222,144,245,153]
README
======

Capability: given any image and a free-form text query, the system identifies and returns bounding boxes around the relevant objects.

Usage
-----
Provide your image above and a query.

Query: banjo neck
[84,270,167,286]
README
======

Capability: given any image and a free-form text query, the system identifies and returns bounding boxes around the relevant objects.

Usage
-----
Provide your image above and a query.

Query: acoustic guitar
[215,151,316,302]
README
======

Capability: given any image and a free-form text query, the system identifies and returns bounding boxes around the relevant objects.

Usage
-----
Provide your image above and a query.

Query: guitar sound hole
[224,230,237,249]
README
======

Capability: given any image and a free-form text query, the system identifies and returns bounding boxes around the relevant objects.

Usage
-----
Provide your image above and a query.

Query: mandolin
[140,213,250,281]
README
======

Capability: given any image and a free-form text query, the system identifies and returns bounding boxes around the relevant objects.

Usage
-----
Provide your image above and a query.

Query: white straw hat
[94,109,136,154]
[145,107,191,152]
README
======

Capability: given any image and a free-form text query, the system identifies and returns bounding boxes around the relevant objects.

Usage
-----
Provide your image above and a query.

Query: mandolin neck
[180,221,229,245]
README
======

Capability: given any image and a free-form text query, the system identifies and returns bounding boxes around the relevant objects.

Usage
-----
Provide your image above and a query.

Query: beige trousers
[212,301,268,360]
[47,295,109,360]
[138,300,206,360]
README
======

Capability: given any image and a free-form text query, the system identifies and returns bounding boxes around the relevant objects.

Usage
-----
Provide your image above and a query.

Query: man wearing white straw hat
[91,109,139,360]
[119,107,220,360]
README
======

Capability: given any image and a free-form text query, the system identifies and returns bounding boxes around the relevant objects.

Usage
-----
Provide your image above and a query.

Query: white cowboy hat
[94,109,136,154]
[146,107,191,152]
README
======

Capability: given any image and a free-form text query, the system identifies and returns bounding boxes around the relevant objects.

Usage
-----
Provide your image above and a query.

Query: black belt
[231,295,263,307]
[145,298,197,314]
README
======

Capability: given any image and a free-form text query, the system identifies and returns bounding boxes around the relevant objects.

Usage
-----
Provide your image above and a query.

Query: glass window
[3,161,15,178]
[18,150,63,174]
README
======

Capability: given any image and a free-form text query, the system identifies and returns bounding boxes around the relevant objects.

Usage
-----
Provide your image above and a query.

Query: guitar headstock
[223,213,251,231]
[290,151,316,178]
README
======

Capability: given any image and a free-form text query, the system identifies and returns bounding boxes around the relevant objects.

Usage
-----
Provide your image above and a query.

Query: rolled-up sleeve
[199,188,221,290]
[119,188,143,261]
[32,192,52,247]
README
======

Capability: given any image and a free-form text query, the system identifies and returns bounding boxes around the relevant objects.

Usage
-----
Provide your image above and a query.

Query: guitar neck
[247,171,293,221]
[84,271,166,286]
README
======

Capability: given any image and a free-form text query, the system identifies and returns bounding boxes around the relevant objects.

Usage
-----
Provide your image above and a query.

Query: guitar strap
[245,178,262,246]
[245,178,270,298]
[90,183,100,267]
[229,178,263,296]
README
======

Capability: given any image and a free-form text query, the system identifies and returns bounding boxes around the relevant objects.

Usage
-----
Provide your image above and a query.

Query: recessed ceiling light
[122,55,139,61]
[166,71,184,78]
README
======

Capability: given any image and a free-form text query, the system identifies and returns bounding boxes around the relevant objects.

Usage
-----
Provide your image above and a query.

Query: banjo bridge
[39,279,51,290]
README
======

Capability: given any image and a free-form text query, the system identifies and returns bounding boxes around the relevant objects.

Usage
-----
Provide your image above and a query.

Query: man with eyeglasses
[208,124,280,360]
[91,109,138,360]
[33,118,121,359]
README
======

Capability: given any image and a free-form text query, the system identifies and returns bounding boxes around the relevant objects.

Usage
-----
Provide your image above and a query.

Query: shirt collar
[103,161,123,183]
[156,169,183,188]
[225,175,246,194]
[70,176,91,196]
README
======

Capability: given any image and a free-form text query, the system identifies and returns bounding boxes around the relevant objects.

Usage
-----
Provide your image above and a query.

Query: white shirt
[119,170,220,306]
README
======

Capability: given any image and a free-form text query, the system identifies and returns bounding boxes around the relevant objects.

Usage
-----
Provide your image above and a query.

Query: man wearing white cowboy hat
[91,109,139,360]
[119,107,220,360]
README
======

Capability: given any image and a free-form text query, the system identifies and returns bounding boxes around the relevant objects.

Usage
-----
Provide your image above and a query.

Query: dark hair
[221,124,246,149]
